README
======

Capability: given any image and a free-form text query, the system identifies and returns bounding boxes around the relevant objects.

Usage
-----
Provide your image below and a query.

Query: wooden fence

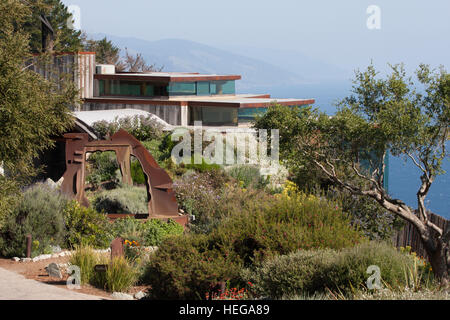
[392,212,449,258]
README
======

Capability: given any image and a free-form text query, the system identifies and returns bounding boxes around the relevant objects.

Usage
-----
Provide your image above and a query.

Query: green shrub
[111,217,184,246]
[326,241,416,294]
[85,151,120,190]
[0,183,68,257]
[241,249,339,299]
[93,186,148,214]
[130,159,146,185]
[141,219,184,246]
[241,242,417,299]
[211,192,364,265]
[143,234,242,300]
[0,177,20,229]
[63,201,112,249]
[226,165,268,189]
[142,139,164,162]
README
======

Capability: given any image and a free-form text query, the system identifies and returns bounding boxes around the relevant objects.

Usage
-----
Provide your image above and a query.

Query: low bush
[63,201,112,249]
[241,242,417,299]
[0,183,68,257]
[143,234,242,300]
[111,217,184,247]
[93,186,148,214]
[226,165,268,189]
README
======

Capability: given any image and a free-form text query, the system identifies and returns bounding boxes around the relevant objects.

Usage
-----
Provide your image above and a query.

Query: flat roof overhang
[83,97,315,109]
[94,74,242,83]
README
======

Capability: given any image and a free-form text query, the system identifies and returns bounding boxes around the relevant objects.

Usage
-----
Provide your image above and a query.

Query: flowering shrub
[174,171,269,233]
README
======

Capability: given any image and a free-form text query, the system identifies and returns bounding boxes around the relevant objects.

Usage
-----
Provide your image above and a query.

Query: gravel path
[0,266,106,300]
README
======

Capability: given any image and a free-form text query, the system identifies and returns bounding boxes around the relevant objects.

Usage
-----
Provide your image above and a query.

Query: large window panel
[197,82,210,95]
[168,82,196,95]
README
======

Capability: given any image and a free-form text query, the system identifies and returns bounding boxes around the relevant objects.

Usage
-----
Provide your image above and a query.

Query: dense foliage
[241,242,422,298]
[63,201,111,249]
[111,217,184,247]
[143,190,364,299]
[93,186,148,214]
[0,184,67,257]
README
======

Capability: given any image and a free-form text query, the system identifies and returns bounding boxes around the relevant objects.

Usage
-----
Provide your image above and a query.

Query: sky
[61,0,450,73]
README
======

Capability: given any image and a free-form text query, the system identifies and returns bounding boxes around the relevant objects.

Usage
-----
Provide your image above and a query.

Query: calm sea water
[247,83,449,218]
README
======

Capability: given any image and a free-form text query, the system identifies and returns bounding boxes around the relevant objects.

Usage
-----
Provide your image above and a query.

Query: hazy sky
[61,0,450,72]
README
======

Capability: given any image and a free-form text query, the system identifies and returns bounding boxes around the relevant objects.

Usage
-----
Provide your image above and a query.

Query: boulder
[45,263,63,279]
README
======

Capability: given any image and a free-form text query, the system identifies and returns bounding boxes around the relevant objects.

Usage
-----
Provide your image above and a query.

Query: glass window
[210,82,217,95]
[145,84,154,96]
[190,106,238,126]
[98,80,105,95]
[212,80,235,95]
[197,82,210,95]
[238,107,268,122]
[168,82,196,95]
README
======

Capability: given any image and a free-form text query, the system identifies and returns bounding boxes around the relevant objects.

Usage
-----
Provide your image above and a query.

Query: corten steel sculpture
[60,129,180,221]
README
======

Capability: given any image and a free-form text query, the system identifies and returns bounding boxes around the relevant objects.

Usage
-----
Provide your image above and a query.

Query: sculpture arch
[60,129,183,223]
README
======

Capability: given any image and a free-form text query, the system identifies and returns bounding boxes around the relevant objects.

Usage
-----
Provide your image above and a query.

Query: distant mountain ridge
[88,33,344,92]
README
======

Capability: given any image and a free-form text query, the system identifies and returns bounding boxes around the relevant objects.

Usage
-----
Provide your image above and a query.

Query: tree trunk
[421,227,449,287]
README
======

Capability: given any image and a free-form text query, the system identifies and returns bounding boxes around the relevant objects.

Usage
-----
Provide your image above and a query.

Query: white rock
[12,257,20,262]
[40,254,52,260]
[134,291,147,300]
[21,258,32,263]
[111,292,134,300]
[32,257,41,262]
[51,254,59,259]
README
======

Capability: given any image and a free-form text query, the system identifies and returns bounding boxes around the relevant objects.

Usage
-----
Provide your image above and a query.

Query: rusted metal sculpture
[60,129,182,222]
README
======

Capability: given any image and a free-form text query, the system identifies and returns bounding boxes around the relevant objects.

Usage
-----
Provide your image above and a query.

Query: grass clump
[70,244,137,292]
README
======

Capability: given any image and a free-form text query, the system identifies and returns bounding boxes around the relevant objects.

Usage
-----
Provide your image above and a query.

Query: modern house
[30,52,315,127]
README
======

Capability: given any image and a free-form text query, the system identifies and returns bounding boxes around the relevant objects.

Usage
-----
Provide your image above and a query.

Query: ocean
[247,82,449,219]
